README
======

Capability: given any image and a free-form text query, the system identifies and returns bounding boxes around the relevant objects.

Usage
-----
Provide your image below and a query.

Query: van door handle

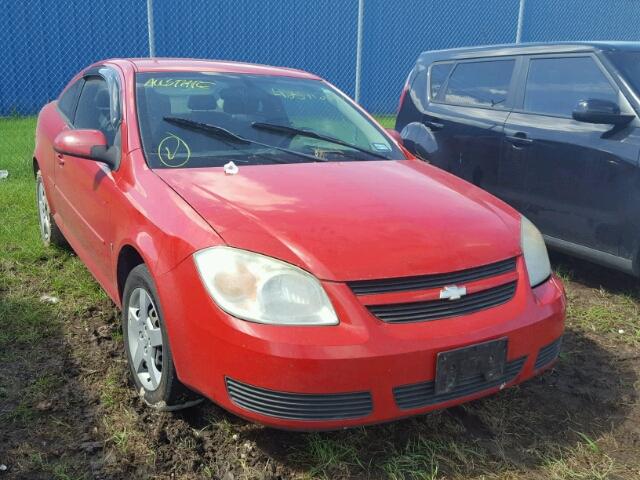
[505,134,533,148]
[424,120,444,131]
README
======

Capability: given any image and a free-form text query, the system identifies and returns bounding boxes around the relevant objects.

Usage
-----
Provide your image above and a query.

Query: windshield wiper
[164,116,250,144]
[162,116,328,163]
[251,122,391,160]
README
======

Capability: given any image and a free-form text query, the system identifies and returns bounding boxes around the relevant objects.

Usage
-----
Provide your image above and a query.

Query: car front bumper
[157,256,565,430]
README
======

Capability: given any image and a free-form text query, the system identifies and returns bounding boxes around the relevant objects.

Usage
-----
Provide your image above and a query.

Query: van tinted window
[429,63,453,100]
[443,60,514,108]
[524,56,617,117]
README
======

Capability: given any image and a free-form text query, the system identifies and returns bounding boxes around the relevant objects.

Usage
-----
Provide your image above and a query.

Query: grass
[0,115,109,478]
[375,114,397,129]
[1,114,640,479]
[297,433,365,478]
[569,291,640,345]
[542,441,616,480]
[100,368,128,409]
[381,437,443,480]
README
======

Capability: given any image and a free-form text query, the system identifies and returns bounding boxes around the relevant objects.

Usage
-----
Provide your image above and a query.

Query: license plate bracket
[435,338,508,395]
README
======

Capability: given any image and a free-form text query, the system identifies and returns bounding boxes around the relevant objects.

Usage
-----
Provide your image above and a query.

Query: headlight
[193,246,338,325]
[521,216,551,288]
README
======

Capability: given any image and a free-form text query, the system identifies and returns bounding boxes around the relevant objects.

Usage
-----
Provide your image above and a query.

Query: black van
[396,42,640,276]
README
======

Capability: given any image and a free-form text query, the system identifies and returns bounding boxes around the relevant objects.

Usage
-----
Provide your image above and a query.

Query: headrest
[221,91,246,115]
[188,94,218,111]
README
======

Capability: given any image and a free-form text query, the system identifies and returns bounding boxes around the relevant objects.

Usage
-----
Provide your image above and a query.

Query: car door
[503,54,640,258]
[54,68,121,285]
[422,57,519,198]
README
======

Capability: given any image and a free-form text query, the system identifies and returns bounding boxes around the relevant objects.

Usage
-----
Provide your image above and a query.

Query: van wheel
[122,264,202,410]
[36,170,66,247]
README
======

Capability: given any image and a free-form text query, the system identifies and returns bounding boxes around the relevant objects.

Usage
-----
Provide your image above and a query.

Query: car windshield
[135,72,403,168]
[606,51,640,96]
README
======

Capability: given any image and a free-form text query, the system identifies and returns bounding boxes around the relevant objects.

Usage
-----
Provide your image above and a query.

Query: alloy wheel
[37,178,51,242]
[127,287,164,391]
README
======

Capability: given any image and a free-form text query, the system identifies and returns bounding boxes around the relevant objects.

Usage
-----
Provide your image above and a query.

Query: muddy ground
[1,251,639,479]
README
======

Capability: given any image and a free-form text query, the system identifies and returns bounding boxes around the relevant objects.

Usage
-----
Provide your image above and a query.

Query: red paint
[386,128,403,143]
[35,58,565,429]
[53,129,106,158]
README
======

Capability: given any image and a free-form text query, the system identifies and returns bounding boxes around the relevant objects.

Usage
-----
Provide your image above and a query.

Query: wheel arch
[116,244,147,304]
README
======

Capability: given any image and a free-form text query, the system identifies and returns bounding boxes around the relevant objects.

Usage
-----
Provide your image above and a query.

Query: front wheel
[36,170,66,247]
[122,264,201,410]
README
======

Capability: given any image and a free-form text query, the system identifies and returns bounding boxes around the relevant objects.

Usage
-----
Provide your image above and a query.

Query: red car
[33,58,565,430]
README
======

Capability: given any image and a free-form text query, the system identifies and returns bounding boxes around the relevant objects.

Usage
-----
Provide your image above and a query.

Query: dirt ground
[0,235,638,480]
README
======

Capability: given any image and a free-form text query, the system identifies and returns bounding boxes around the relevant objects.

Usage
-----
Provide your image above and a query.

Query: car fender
[110,151,224,307]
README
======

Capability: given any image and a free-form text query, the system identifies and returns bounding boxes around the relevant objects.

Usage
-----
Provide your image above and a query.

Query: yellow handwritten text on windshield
[144,78,214,89]
[270,88,326,101]
[157,133,191,168]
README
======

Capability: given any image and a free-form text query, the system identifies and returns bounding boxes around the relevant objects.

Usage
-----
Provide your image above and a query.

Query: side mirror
[53,129,116,168]
[400,122,438,161]
[572,98,634,126]
[385,128,403,144]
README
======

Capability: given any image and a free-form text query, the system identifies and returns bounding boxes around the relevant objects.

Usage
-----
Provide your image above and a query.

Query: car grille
[367,281,517,323]
[347,257,516,295]
[393,356,526,410]
[225,378,373,421]
[534,336,562,370]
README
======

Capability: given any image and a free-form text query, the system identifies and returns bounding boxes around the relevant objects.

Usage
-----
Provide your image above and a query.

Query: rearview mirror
[53,129,117,169]
[572,98,634,126]
[400,122,438,161]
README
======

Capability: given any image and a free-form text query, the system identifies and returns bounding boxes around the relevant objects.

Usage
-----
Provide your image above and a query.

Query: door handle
[56,153,65,166]
[424,120,444,131]
[505,134,533,148]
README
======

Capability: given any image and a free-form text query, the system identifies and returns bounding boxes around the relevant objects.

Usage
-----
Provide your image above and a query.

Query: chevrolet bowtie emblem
[439,285,467,301]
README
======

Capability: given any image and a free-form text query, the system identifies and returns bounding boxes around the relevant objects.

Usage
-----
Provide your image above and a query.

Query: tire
[122,264,201,410]
[36,170,67,248]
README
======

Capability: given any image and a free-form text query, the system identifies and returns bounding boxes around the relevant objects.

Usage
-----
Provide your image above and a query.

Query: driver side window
[74,76,118,145]
[58,79,84,122]
[523,56,617,118]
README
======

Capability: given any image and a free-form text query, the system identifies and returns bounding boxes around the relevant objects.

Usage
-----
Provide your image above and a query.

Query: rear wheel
[122,264,201,410]
[36,170,66,247]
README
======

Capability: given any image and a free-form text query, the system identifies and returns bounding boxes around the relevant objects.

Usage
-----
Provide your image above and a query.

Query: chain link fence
[2,0,640,162]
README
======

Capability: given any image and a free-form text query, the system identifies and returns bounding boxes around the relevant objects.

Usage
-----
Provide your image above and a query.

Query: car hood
[155,160,521,281]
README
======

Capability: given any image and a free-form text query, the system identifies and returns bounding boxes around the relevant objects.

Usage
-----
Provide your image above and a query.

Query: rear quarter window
[429,63,453,100]
[443,59,515,108]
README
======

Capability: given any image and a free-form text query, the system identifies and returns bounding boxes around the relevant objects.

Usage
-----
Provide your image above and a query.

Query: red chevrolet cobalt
[33,59,565,429]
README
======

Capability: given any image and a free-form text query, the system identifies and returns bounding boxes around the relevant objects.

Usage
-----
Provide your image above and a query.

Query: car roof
[112,58,321,80]
[417,41,640,63]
